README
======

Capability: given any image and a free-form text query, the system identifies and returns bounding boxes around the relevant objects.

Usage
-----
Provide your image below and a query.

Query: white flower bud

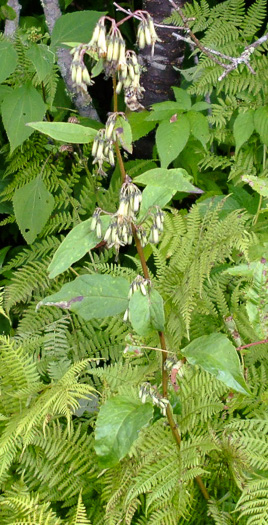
[104,226,112,242]
[144,25,152,46]
[90,216,97,231]
[128,64,135,81]
[123,308,129,322]
[112,38,120,62]
[71,65,77,83]
[116,81,123,94]
[91,23,100,45]
[96,220,102,239]
[76,66,82,85]
[106,39,114,62]
[140,282,147,296]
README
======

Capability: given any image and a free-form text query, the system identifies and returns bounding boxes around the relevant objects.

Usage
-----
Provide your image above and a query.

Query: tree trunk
[139,0,186,107]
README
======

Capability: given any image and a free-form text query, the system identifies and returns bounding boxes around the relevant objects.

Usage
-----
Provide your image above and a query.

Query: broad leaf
[181,333,250,395]
[172,87,192,110]
[136,168,202,216]
[128,111,156,142]
[129,289,165,336]
[156,116,190,168]
[27,121,97,143]
[146,101,184,121]
[1,84,46,152]
[26,44,54,82]
[50,10,106,49]
[254,106,268,146]
[187,110,209,148]
[48,215,110,279]
[95,395,153,467]
[0,41,18,83]
[191,101,210,112]
[13,176,54,244]
[135,167,201,190]
[242,174,268,197]
[233,110,255,152]
[38,274,129,320]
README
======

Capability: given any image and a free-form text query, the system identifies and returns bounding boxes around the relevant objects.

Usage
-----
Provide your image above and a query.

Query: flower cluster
[90,208,103,239]
[91,129,115,176]
[139,382,169,416]
[148,208,164,244]
[90,177,142,251]
[70,44,94,93]
[128,275,151,298]
[136,13,161,56]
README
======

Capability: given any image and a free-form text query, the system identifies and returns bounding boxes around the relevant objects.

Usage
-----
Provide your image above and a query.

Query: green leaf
[48,216,110,279]
[135,167,200,190]
[51,10,106,50]
[146,101,184,121]
[187,110,209,148]
[136,168,202,216]
[181,333,250,395]
[242,174,268,197]
[191,101,210,112]
[172,87,192,110]
[128,111,156,142]
[1,4,16,19]
[25,44,54,82]
[0,40,17,83]
[91,58,104,78]
[95,395,153,467]
[1,84,46,152]
[254,106,268,146]
[233,110,255,152]
[129,289,165,336]
[115,116,133,154]
[38,274,129,321]
[13,176,54,244]
[27,121,97,143]
[156,116,190,168]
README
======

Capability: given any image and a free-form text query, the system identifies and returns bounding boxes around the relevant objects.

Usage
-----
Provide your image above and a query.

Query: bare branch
[4,0,21,38]
[113,2,185,30]
[169,0,267,81]
[41,0,100,120]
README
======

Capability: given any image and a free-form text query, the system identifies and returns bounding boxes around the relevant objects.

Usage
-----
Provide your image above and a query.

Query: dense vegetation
[0,0,268,523]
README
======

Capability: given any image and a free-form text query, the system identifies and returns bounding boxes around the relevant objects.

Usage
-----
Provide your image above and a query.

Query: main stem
[112,76,209,501]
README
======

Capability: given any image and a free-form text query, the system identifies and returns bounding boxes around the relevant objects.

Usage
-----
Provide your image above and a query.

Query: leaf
[95,395,153,467]
[115,116,133,154]
[242,174,268,197]
[129,289,165,336]
[233,110,255,152]
[91,58,104,78]
[136,168,202,216]
[25,44,55,82]
[38,274,129,321]
[172,87,192,110]
[135,167,201,191]
[51,10,106,50]
[13,176,54,244]
[0,40,17,83]
[1,84,46,153]
[128,111,157,142]
[187,110,210,147]
[156,116,190,168]
[27,121,97,143]
[181,333,250,395]
[146,101,184,121]
[254,106,268,146]
[191,101,210,112]
[48,215,110,279]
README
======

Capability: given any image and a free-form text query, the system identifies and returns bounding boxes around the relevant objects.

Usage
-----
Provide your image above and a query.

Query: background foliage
[0,0,268,523]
